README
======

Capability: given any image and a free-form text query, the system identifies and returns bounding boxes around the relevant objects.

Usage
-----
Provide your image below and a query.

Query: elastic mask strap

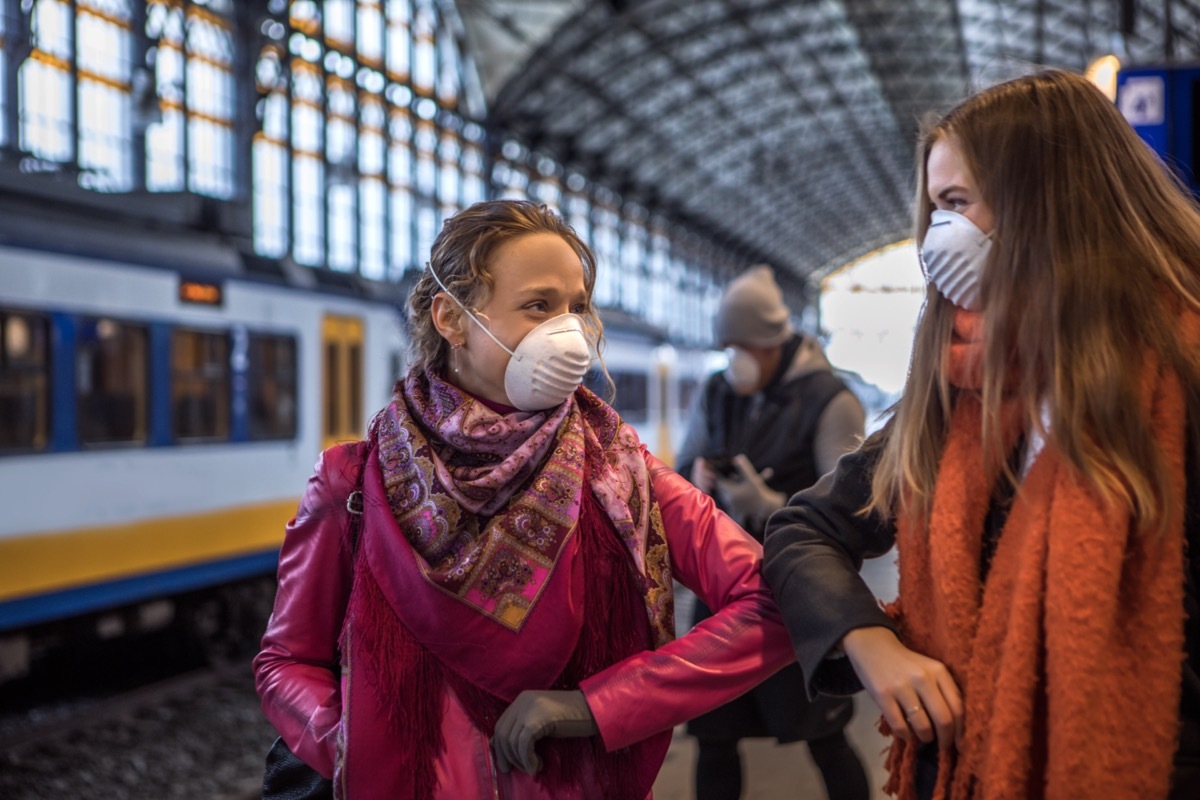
[428,263,516,357]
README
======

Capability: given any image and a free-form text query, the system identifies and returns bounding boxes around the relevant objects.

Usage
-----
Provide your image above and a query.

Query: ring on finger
[904,704,923,716]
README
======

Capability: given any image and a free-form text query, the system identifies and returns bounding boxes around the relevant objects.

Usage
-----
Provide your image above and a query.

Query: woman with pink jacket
[254,199,797,799]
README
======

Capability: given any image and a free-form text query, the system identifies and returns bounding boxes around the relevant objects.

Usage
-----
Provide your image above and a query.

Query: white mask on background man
[919,209,993,311]
[724,346,761,393]
[431,267,591,411]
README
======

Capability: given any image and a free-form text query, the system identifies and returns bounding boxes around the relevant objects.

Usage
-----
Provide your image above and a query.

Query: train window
[248,334,297,440]
[77,318,149,445]
[171,329,230,441]
[583,368,613,403]
[614,371,650,423]
[0,310,51,452]
[678,377,701,416]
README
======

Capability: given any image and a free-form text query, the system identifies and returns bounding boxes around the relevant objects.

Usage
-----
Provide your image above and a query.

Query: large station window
[171,328,230,441]
[145,0,237,198]
[15,0,138,189]
[77,317,148,444]
[0,1,755,358]
[252,0,478,278]
[591,197,620,308]
[619,210,647,316]
[248,333,298,440]
[2,0,243,196]
[20,0,76,164]
[0,310,51,452]
[76,0,136,192]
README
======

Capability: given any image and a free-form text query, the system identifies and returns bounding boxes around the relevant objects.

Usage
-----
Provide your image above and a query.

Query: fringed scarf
[883,309,1190,800]
[340,370,675,800]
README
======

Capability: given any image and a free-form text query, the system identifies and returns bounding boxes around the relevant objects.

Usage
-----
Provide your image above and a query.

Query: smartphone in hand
[705,454,739,479]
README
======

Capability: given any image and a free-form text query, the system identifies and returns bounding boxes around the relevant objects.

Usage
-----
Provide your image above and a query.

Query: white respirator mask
[430,266,592,411]
[724,346,761,393]
[919,209,993,311]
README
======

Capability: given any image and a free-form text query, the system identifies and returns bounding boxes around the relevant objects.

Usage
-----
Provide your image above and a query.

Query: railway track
[0,653,277,800]
[0,664,236,755]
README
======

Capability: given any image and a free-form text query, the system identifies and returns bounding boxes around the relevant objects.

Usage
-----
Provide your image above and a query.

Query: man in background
[678,265,869,800]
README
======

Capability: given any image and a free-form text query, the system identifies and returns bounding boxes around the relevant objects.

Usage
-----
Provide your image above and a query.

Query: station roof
[458,0,1200,290]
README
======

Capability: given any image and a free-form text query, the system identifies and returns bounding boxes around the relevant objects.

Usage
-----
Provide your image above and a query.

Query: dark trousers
[694,729,870,800]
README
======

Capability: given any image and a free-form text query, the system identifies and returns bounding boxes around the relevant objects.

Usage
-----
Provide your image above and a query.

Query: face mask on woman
[431,267,592,411]
[920,209,993,311]
[724,346,761,393]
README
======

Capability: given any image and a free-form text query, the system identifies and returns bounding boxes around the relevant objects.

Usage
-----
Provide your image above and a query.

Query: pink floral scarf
[372,368,674,651]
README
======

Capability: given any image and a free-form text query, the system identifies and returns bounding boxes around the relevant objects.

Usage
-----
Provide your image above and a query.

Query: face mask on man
[724,346,761,393]
[919,209,993,311]
[431,266,592,411]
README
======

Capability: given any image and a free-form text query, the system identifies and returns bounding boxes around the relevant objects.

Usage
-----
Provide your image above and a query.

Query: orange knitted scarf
[884,309,1188,799]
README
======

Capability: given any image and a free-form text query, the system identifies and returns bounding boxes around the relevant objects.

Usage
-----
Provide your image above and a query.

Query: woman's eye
[571,304,587,315]
[526,301,547,312]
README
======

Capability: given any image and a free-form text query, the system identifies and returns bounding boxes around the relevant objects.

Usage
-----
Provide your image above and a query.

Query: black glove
[491,689,598,775]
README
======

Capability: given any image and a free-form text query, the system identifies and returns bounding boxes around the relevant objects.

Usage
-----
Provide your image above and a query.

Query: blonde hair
[868,69,1200,533]
[406,199,606,379]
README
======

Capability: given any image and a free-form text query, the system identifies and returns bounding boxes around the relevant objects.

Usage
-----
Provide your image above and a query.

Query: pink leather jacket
[255,444,796,799]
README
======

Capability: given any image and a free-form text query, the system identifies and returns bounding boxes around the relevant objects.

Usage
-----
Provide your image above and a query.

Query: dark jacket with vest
[676,333,865,540]
[678,332,866,743]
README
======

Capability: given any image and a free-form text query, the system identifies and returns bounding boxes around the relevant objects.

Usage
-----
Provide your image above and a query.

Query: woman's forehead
[488,234,587,295]
[926,139,971,188]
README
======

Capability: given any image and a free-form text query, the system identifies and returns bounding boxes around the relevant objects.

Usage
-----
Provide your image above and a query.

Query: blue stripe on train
[0,550,280,632]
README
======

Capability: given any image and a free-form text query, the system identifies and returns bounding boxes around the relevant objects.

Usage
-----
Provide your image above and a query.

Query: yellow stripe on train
[0,498,300,602]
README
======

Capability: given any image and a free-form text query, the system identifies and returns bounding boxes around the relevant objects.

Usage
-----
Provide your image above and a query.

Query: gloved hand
[715,454,786,526]
[491,689,598,775]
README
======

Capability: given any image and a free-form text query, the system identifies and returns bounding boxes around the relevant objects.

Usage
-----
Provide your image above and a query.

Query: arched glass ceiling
[465,0,1200,286]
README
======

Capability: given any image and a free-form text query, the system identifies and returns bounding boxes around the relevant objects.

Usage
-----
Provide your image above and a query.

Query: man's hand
[715,454,786,523]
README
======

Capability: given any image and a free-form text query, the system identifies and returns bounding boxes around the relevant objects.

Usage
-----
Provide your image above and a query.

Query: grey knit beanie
[713,265,793,347]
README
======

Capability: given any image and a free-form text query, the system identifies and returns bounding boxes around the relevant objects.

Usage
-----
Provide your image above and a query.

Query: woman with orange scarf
[255,199,797,799]
[763,69,1200,800]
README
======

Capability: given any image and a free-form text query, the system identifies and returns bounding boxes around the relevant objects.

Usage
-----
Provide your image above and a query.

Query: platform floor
[653,550,899,800]
[651,696,891,800]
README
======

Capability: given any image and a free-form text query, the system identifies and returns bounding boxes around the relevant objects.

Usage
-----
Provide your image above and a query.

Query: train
[0,242,408,679]
[0,241,712,683]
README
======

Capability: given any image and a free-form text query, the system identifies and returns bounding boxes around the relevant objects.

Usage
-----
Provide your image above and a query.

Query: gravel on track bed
[0,664,278,800]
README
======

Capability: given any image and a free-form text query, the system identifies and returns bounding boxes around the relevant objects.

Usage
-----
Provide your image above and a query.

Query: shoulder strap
[344,441,369,554]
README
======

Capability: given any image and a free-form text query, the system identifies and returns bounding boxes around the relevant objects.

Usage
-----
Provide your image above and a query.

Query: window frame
[0,308,53,455]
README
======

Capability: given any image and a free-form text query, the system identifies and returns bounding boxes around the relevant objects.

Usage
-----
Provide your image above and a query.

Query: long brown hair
[406,199,606,377]
[868,68,1200,532]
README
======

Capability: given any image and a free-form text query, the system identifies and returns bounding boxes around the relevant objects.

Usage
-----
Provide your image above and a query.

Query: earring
[451,341,462,374]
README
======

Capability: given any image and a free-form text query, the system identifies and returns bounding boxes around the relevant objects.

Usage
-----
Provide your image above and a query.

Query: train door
[321,314,364,450]
[653,356,674,467]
